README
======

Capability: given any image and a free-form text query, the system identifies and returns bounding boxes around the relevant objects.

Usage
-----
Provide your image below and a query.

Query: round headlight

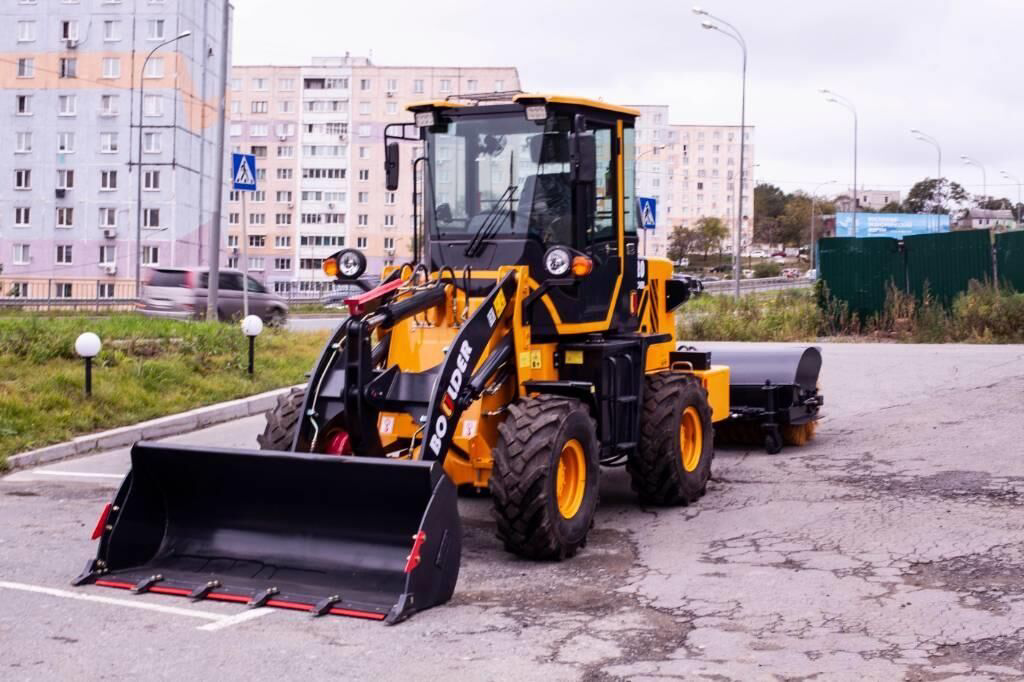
[544,248,571,277]
[337,249,365,278]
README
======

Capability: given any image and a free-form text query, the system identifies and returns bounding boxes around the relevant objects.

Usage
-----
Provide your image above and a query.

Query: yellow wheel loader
[76,94,822,623]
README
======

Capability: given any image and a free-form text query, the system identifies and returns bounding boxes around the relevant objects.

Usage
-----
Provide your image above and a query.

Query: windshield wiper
[464,183,517,258]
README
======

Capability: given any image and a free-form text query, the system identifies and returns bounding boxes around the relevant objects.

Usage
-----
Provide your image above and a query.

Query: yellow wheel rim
[680,407,703,473]
[555,438,586,519]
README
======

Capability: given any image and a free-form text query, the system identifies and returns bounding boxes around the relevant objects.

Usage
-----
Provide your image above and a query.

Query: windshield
[427,113,574,247]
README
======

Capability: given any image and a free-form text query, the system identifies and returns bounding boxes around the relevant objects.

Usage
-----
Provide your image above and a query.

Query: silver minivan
[139,267,289,325]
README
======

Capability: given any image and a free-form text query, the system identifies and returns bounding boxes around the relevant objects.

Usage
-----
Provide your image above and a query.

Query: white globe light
[544,248,571,277]
[241,315,264,337]
[75,332,102,358]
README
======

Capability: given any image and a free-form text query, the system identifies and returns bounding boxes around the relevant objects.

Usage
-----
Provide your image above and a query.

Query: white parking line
[197,607,273,631]
[31,471,125,480]
[0,581,276,631]
[0,581,221,621]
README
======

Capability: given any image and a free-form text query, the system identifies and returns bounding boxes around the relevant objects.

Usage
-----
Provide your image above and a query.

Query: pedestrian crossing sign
[638,197,657,230]
[232,153,257,191]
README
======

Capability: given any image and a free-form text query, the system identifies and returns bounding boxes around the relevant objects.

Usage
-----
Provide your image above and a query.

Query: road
[3,343,1024,680]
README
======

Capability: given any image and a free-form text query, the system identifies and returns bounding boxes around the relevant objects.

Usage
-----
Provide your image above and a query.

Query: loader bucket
[75,442,461,624]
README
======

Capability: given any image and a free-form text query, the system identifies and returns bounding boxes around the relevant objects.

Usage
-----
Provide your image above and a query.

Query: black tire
[257,385,306,451]
[267,308,287,327]
[629,372,714,505]
[490,395,600,560]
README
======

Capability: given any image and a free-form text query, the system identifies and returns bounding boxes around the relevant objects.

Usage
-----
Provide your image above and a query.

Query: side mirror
[570,132,596,185]
[385,141,400,191]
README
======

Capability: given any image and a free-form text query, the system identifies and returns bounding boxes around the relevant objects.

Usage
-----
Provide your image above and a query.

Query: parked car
[750,249,767,258]
[782,268,802,279]
[673,273,704,297]
[710,264,732,273]
[139,267,289,325]
[742,269,756,279]
[804,268,818,281]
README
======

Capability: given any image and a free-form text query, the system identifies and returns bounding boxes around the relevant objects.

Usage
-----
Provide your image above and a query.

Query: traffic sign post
[638,197,657,256]
[232,153,257,318]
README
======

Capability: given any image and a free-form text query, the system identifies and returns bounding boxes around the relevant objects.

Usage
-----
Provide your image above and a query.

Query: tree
[903,178,968,214]
[695,216,728,259]
[666,225,698,263]
[776,194,812,246]
[754,183,786,243]
[879,201,903,213]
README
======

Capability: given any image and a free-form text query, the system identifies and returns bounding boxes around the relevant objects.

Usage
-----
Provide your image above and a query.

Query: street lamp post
[636,144,666,257]
[910,129,942,180]
[809,180,836,271]
[820,89,858,237]
[961,155,987,203]
[694,7,746,298]
[135,31,191,298]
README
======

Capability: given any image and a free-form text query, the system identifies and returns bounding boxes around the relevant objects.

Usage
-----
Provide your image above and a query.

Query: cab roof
[407,93,640,119]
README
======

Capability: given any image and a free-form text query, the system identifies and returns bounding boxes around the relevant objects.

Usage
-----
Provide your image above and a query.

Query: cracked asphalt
[2,342,1022,681]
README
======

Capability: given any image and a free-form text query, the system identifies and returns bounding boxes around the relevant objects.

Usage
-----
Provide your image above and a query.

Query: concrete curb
[4,384,303,473]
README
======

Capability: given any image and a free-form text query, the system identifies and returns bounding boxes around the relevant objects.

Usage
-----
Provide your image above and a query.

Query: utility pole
[821,90,858,236]
[206,0,231,321]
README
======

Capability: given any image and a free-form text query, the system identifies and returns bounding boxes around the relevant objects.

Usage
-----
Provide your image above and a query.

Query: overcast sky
[233,0,1024,200]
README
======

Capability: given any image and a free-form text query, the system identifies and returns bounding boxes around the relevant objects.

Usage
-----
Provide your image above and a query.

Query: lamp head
[701,20,716,29]
[176,31,192,39]
[692,6,708,15]
[75,332,102,358]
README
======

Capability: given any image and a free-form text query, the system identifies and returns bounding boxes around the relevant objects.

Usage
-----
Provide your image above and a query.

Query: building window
[147,19,165,40]
[16,132,32,152]
[251,145,267,158]
[56,245,73,264]
[357,192,369,204]
[98,283,115,299]
[384,237,395,250]
[227,257,238,268]
[277,146,294,158]
[54,283,73,299]
[279,100,295,113]
[100,132,119,153]
[274,258,291,271]
[495,79,505,91]
[56,207,74,228]
[61,20,80,41]
[357,214,368,226]
[249,235,266,248]
[143,94,163,117]
[249,213,266,225]
[17,20,36,42]
[251,100,268,114]
[100,94,119,115]
[144,170,160,190]
[57,95,77,116]
[142,246,159,265]
[57,132,75,153]
[360,78,371,91]
[384,215,395,227]
[413,79,424,94]
[100,170,118,190]
[252,77,268,90]
[14,169,31,190]
[250,123,268,137]
[103,19,121,41]
[228,213,240,225]
[276,191,292,202]
[274,236,291,248]
[59,58,77,78]
[15,207,31,227]
[439,79,452,93]
[248,257,264,271]
[144,58,164,79]
[14,244,31,265]
[251,190,266,202]
[143,132,162,153]
[100,207,117,227]
[16,94,32,115]
[143,208,160,228]
[278,78,295,91]
[17,58,34,78]
[99,245,116,264]
[277,168,293,180]
[357,237,368,248]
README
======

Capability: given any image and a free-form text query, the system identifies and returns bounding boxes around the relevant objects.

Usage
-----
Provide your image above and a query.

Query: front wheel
[257,386,306,451]
[629,373,714,505]
[490,395,600,560]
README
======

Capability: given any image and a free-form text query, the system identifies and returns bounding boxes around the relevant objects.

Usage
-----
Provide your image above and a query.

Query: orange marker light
[571,256,593,277]
[322,258,339,278]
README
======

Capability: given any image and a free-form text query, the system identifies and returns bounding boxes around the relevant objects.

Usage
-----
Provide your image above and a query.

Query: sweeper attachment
[76,94,821,623]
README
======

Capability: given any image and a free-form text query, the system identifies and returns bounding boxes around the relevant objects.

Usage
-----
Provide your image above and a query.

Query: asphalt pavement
[2,342,1023,680]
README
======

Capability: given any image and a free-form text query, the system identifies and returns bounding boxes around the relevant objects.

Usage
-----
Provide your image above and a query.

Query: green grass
[0,315,328,468]
[680,289,822,342]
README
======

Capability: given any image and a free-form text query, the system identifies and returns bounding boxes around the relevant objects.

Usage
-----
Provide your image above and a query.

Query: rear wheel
[257,386,306,451]
[629,373,713,505]
[490,395,600,560]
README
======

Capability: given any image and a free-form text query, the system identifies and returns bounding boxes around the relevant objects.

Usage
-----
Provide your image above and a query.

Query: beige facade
[229,57,520,292]
[630,105,755,260]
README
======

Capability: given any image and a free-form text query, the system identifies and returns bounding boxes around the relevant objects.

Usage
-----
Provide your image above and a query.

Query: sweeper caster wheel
[257,386,306,451]
[490,395,600,560]
[763,426,783,455]
[629,372,714,506]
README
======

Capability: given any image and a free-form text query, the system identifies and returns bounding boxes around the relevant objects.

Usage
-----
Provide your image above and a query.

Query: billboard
[835,212,950,238]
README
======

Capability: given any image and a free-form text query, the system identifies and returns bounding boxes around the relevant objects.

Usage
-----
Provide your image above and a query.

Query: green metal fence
[905,230,993,306]
[818,237,904,318]
[820,230,1000,318]
[995,230,1024,291]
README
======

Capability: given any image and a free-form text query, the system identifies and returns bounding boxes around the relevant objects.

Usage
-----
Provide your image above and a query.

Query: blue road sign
[232,153,257,191]
[638,197,657,230]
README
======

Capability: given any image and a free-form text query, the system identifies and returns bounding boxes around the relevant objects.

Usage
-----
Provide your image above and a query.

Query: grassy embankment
[680,282,1024,344]
[0,315,328,468]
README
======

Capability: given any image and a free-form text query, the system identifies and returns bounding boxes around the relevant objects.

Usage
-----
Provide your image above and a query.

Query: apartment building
[630,104,755,260]
[228,56,520,293]
[0,0,230,300]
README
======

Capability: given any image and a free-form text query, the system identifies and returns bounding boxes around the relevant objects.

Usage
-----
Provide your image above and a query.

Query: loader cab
[402,95,642,337]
